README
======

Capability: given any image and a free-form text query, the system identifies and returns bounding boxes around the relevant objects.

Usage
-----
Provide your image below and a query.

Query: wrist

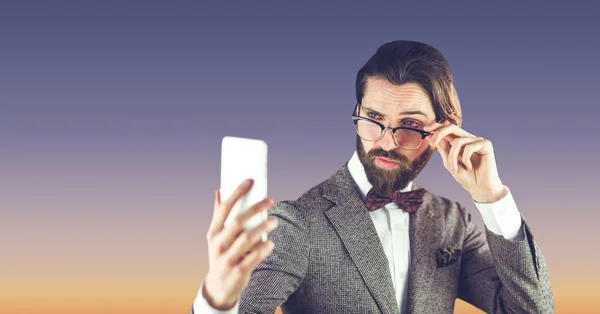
[471,185,508,204]
[202,280,237,311]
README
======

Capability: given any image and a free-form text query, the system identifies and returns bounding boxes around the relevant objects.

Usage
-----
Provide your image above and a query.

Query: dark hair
[355,40,462,126]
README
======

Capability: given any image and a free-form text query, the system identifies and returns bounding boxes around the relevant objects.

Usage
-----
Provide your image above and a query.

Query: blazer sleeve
[236,200,310,313]
[457,205,554,313]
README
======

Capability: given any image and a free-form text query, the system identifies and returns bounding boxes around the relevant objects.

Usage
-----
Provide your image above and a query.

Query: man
[191,40,554,313]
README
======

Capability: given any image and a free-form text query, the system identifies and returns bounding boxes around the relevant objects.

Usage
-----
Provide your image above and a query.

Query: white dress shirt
[194,151,524,313]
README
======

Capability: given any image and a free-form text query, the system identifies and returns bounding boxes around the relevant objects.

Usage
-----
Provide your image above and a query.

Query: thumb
[436,138,451,169]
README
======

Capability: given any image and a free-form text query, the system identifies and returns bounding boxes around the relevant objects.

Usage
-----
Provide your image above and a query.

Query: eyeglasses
[351,103,432,151]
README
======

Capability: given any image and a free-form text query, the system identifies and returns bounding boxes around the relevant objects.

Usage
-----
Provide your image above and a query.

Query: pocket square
[436,244,462,268]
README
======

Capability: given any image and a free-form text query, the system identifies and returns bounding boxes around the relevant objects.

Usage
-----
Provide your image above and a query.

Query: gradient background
[2,1,598,313]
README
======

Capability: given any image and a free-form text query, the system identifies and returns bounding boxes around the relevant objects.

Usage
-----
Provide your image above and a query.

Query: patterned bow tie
[364,188,427,213]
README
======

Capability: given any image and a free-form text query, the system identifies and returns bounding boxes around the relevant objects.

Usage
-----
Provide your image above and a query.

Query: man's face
[356,78,437,196]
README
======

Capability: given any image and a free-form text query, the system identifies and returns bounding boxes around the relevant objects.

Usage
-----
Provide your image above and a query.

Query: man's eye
[367,112,381,119]
[402,120,420,127]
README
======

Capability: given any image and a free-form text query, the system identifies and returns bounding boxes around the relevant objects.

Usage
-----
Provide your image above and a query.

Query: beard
[356,136,433,197]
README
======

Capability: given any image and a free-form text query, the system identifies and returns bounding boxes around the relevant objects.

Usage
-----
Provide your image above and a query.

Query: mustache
[367,148,408,164]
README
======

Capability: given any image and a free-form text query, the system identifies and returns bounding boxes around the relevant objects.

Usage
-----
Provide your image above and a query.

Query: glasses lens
[395,129,423,149]
[356,119,382,141]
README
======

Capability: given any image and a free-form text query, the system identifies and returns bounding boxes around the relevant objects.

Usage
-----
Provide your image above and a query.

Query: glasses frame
[351,103,432,151]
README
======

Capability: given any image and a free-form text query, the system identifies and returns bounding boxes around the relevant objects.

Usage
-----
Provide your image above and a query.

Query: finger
[430,124,474,147]
[429,124,475,148]
[210,179,254,235]
[235,240,275,273]
[436,137,451,168]
[223,217,278,266]
[448,137,482,173]
[236,197,275,223]
[423,121,450,142]
[207,189,223,239]
[423,120,451,132]
[221,179,254,214]
[462,137,488,171]
[211,197,274,255]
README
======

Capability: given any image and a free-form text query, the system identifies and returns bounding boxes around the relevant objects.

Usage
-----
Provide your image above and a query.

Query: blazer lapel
[406,182,443,314]
[322,165,399,314]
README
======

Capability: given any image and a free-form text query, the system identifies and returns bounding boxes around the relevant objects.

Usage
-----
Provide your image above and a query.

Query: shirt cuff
[193,282,240,314]
[473,186,525,241]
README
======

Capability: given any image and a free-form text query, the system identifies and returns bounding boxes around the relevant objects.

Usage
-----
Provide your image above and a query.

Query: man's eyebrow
[361,106,382,114]
[398,109,430,119]
[364,105,430,119]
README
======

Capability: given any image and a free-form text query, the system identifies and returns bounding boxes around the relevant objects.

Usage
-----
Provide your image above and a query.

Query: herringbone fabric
[191,163,554,313]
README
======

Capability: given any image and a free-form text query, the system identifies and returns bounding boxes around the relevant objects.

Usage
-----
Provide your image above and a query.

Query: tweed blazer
[194,163,554,313]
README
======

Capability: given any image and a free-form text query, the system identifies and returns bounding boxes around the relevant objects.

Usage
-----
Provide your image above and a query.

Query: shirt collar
[347,150,412,200]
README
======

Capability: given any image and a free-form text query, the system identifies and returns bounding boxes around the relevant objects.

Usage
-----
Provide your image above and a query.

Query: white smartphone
[220,136,269,242]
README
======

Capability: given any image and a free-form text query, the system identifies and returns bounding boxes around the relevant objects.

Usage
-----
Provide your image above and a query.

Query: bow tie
[364,187,427,213]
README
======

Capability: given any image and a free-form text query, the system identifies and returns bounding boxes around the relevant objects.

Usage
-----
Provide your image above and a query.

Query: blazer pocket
[433,258,461,292]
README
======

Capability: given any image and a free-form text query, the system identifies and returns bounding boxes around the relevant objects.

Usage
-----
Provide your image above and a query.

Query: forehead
[362,77,434,118]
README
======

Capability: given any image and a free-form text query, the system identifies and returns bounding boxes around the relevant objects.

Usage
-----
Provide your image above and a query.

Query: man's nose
[378,128,398,151]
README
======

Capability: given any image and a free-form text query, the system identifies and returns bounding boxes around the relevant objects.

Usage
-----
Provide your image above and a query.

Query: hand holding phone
[199,136,278,311]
